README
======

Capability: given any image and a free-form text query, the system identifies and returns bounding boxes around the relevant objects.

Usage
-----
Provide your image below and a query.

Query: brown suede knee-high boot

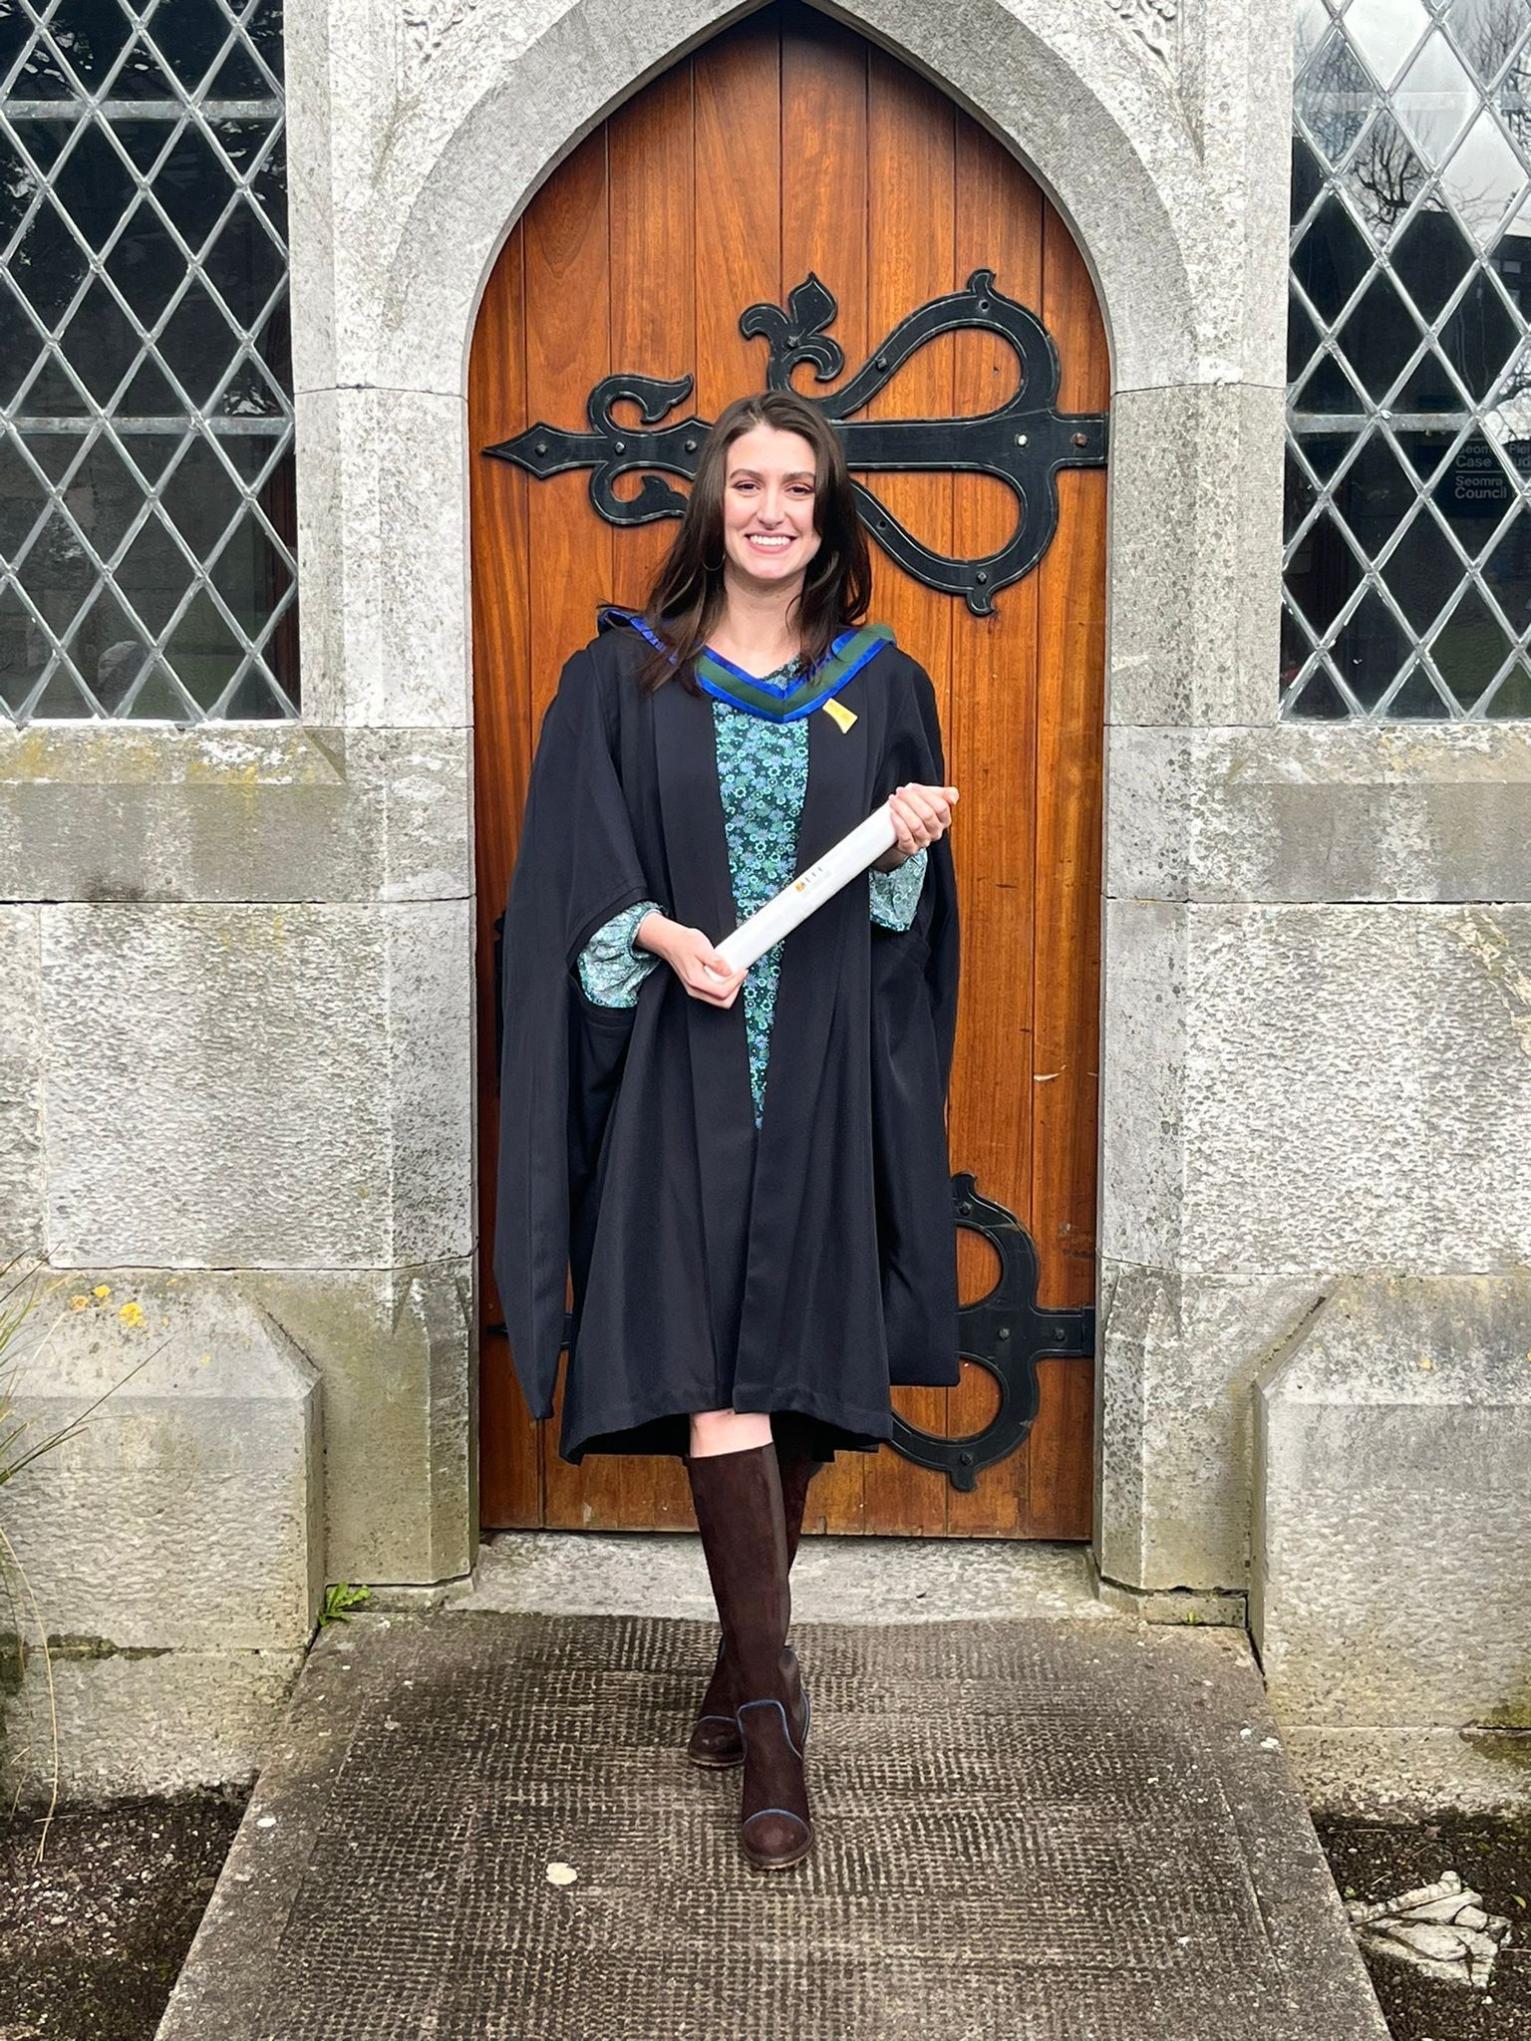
[687,1443,822,1768]
[684,1441,813,1870]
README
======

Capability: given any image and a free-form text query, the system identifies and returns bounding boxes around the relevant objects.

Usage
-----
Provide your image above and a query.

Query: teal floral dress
[577,654,927,1129]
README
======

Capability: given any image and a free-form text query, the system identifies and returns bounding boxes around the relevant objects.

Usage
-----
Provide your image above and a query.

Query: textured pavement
[155,1609,1390,2041]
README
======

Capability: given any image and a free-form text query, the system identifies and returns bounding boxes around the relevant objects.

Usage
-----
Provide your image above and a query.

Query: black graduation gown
[492,613,961,1465]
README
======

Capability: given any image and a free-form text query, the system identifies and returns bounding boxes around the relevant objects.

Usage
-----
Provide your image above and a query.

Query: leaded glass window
[1285,0,1531,718]
[0,0,295,722]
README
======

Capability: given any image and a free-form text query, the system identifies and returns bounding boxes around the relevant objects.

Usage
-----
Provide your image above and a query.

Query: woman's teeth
[745,534,792,549]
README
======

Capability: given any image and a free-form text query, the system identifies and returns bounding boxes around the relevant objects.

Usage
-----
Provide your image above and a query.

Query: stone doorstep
[153,1608,1391,2041]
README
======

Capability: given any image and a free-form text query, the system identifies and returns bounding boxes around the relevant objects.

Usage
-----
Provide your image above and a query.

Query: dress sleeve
[868,847,927,931]
[576,897,666,1007]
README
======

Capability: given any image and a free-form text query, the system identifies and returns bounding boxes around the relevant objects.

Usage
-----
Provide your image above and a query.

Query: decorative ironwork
[890,1171,1094,1491]
[484,271,1108,614]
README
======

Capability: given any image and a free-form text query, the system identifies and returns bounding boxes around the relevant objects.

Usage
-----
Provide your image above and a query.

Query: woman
[493,389,959,1872]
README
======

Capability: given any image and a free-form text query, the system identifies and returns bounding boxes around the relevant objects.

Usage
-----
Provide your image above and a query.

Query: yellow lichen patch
[91,1283,111,1301]
[117,1300,144,1328]
[68,1294,90,1311]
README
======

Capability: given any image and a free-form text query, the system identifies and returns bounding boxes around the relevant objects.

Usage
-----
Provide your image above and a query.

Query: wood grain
[469,2,1107,1539]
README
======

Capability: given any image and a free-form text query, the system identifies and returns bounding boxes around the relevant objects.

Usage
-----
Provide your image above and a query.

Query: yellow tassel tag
[821,697,857,733]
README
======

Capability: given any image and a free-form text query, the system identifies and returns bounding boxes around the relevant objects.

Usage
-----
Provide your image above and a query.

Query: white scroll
[704,802,903,978]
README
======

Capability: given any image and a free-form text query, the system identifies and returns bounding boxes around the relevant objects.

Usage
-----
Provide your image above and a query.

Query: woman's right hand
[635,912,746,1008]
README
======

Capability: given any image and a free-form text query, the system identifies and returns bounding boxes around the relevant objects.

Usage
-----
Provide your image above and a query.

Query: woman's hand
[871,782,958,872]
[635,912,746,1008]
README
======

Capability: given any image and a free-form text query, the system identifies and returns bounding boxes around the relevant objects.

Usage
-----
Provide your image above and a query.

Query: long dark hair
[631,390,873,695]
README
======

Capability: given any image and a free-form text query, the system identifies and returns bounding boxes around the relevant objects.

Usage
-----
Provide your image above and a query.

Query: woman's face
[719,424,823,592]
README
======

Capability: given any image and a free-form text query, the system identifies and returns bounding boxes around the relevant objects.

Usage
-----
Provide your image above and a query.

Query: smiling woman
[492,383,961,1869]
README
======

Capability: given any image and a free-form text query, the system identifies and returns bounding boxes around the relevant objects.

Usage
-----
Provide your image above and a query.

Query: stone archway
[282,0,1292,1592]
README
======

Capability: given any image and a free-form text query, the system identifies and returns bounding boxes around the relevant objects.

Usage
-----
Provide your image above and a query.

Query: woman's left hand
[876,781,958,868]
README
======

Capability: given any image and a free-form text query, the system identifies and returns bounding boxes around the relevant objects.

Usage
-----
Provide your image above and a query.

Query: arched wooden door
[470,1,1107,1540]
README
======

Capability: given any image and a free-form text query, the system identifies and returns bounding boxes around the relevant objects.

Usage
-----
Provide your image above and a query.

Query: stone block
[4,1647,307,1804]
[242,1261,476,1586]
[1107,723,1531,905]
[1,1272,322,1799]
[1181,904,1531,1276]
[0,725,470,904]
[41,900,471,1268]
[1253,1272,1531,1732]
[0,907,44,1258]
[1105,383,1285,727]
[293,386,471,727]
[1,1273,323,1650]
[1099,896,1189,1272]
[1096,1261,1322,1591]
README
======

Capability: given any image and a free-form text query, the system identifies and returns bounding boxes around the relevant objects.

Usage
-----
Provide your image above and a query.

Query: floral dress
[577,653,927,1130]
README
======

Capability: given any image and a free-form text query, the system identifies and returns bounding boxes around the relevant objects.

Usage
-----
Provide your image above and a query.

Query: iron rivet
[1015,433,1028,446]
[534,440,548,455]
[684,438,697,452]
[997,1326,1010,1341]
[958,1202,972,1216]
[976,570,988,584]
[959,1451,974,1465]
[1052,1324,1067,1341]
[875,355,889,370]
[1072,431,1088,447]
[978,299,990,312]
[614,439,625,453]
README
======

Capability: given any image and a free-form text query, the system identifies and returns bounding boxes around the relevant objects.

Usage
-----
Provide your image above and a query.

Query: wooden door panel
[470,0,1106,1540]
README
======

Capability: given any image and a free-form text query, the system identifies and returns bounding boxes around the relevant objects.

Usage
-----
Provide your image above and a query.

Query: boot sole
[742,1830,814,1871]
[686,1745,745,1770]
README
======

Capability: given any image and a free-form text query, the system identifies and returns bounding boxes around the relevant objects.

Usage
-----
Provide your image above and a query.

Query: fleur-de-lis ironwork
[483,270,1109,613]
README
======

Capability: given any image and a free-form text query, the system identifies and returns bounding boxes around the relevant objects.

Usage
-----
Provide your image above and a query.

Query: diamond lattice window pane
[1333,588,1415,708]
[1334,430,1421,554]
[1381,507,1464,633]
[1336,270,1425,396]
[1344,0,1433,92]
[1481,504,1531,638]
[1298,27,1378,165]
[0,0,295,723]
[1395,31,1478,166]
[1340,109,1429,240]
[1286,0,1531,715]
[1430,583,1515,705]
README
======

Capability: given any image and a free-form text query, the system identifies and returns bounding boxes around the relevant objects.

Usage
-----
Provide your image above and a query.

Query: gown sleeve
[492,643,657,1422]
[576,898,667,1007]
[870,655,960,1093]
[868,847,927,931]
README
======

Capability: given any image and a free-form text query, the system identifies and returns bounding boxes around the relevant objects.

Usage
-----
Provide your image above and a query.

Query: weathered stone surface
[293,387,471,727]
[0,906,43,1257]
[1104,383,1285,726]
[0,1274,332,1802]
[288,0,1248,395]
[3,1648,307,1804]
[41,901,471,1267]
[1100,896,1188,1272]
[244,1261,476,1585]
[1181,905,1531,1276]
[154,1612,1391,2041]
[0,725,469,903]
[1,1273,323,1651]
[1108,723,1531,904]
[1253,1272,1531,1730]
[1104,901,1531,1280]
[1096,1260,1322,1591]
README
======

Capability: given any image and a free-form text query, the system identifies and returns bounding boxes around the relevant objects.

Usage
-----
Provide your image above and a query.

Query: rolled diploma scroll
[705,801,900,978]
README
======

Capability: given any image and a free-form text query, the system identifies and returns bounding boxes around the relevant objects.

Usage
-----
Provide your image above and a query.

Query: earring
[704,547,725,573]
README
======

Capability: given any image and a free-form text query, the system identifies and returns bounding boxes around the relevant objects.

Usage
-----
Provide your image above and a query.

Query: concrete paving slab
[155,1611,1389,2041]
